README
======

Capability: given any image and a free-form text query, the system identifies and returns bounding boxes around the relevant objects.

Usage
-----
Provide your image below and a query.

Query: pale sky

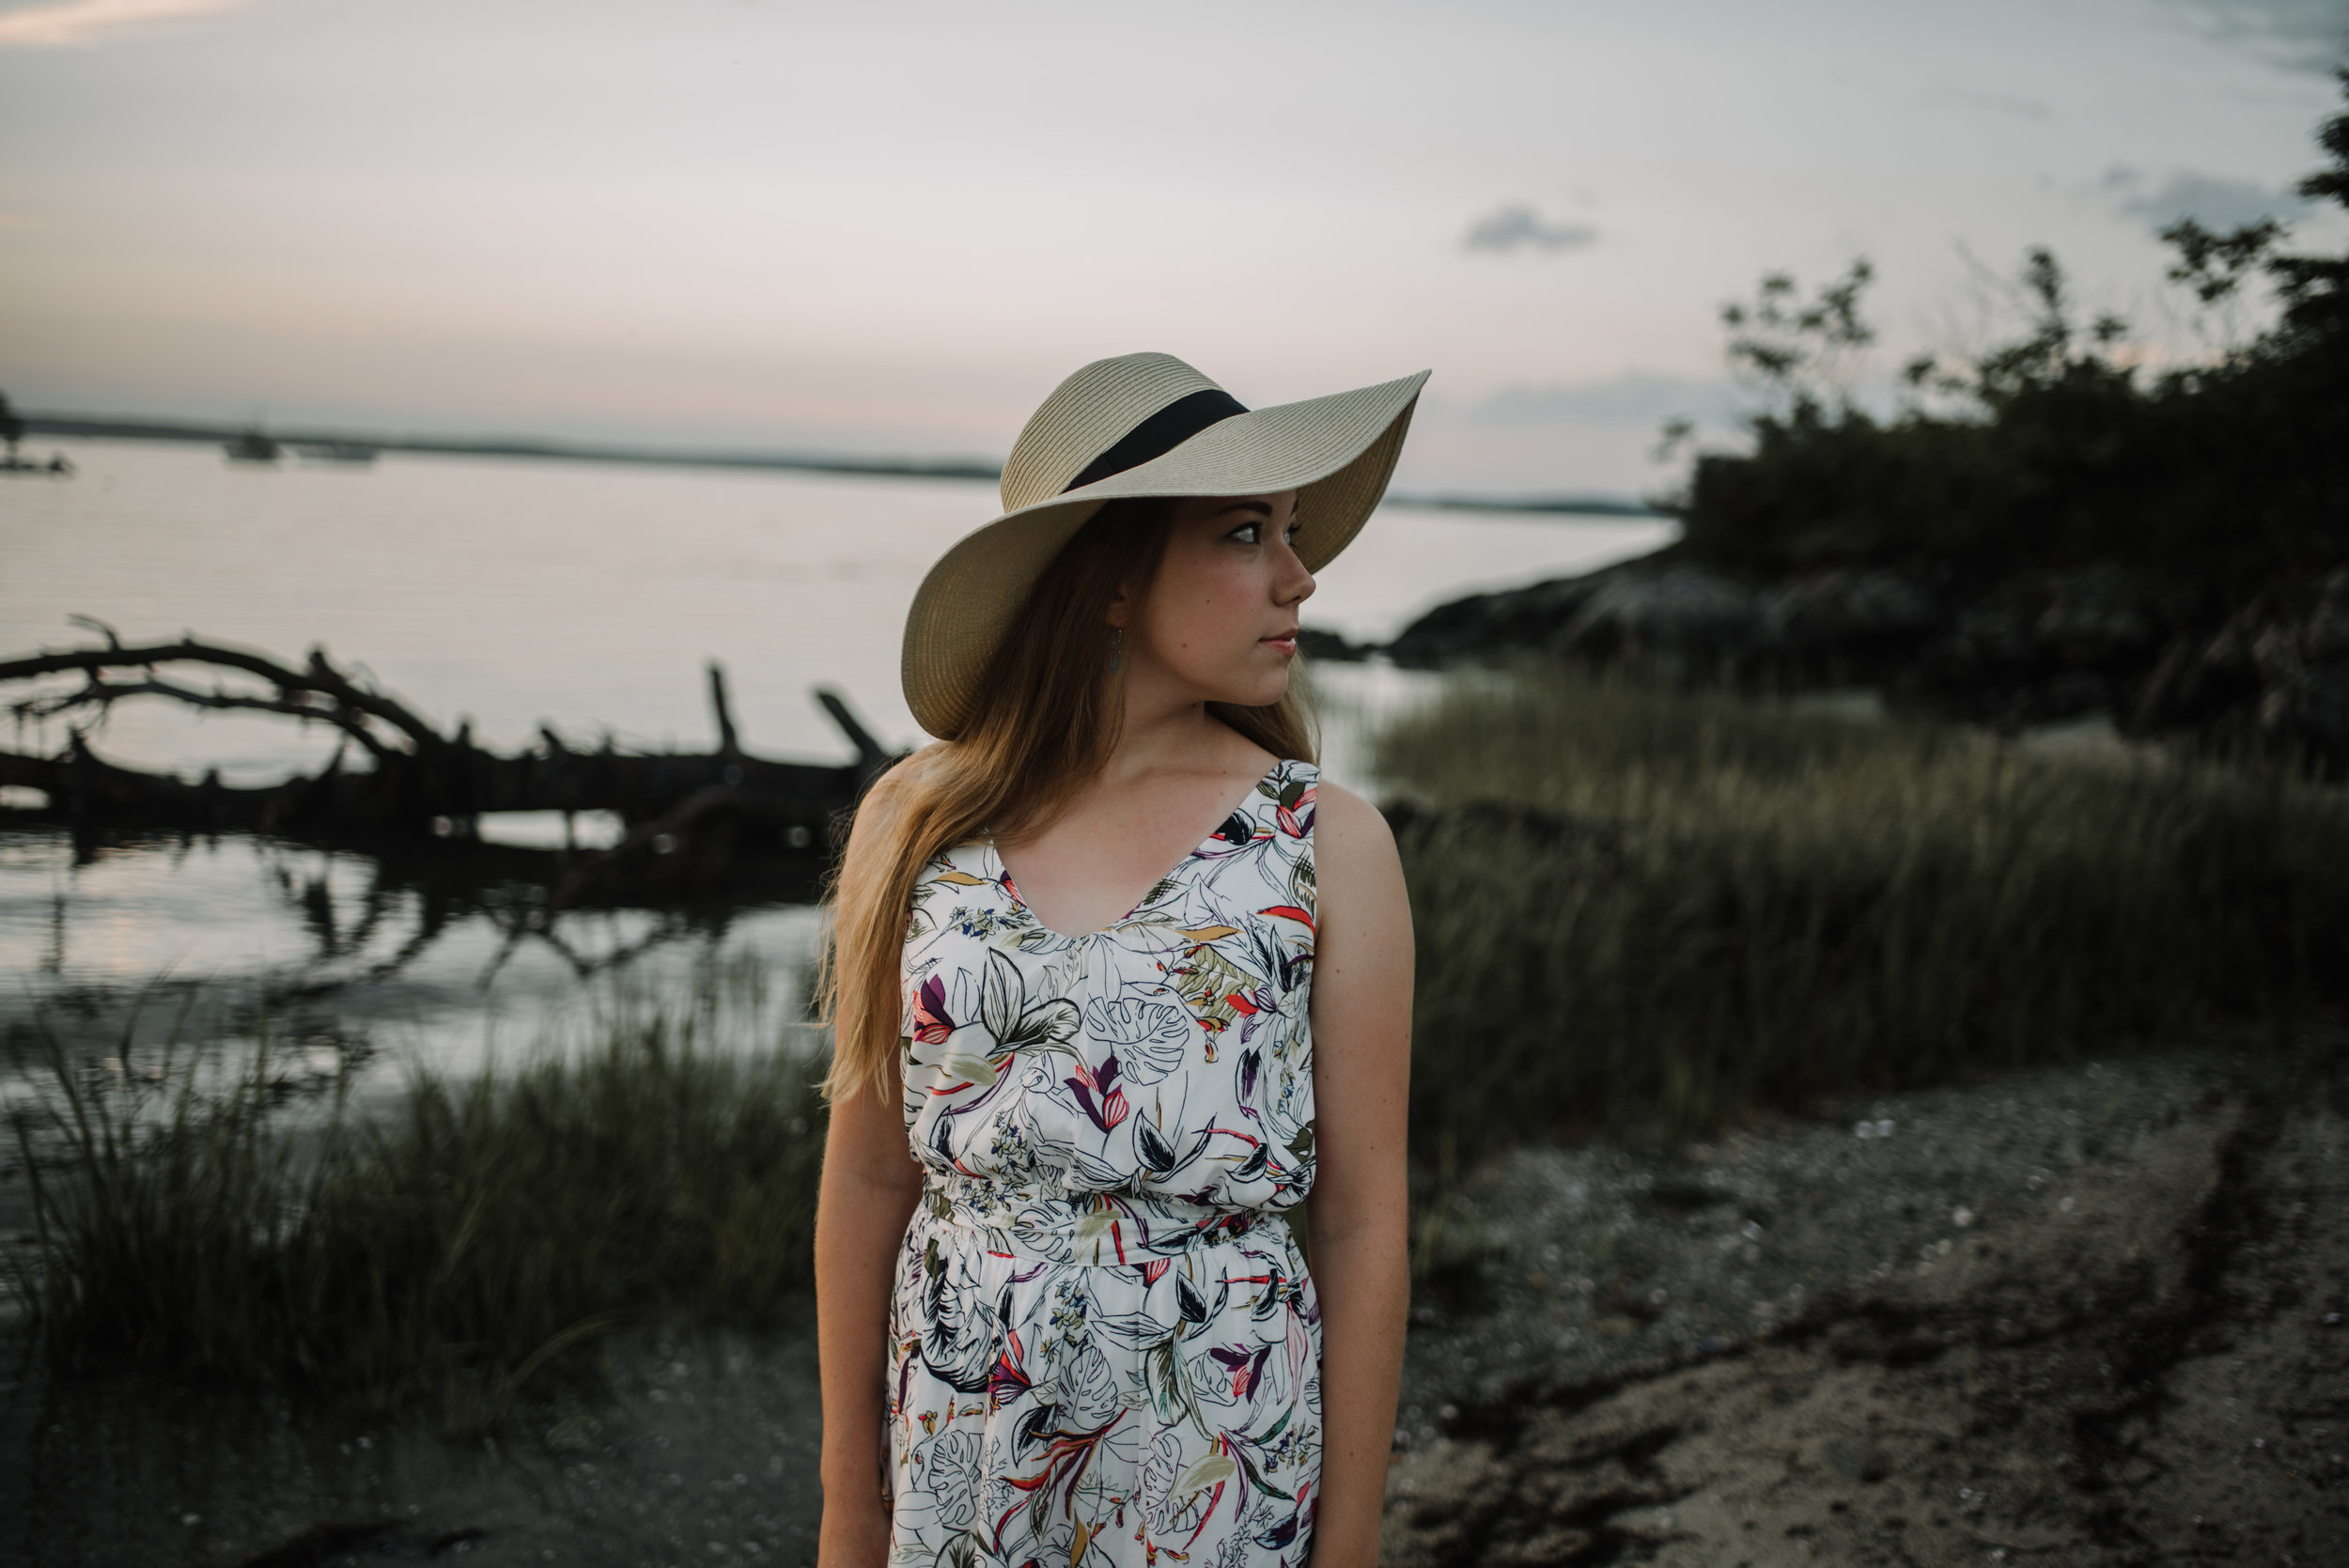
[3,0,2343,493]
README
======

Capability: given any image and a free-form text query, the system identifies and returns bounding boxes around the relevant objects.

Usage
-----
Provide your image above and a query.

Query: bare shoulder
[1311,776,1399,868]
[1305,775,1414,1018]
[1310,776,1408,927]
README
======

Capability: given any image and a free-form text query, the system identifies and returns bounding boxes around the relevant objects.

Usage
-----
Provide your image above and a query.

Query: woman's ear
[1105,583,1132,630]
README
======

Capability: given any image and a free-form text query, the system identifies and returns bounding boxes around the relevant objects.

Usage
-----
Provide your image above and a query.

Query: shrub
[1670,75,2349,589]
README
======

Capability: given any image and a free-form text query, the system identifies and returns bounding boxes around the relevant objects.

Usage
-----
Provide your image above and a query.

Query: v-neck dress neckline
[982,759,1285,946]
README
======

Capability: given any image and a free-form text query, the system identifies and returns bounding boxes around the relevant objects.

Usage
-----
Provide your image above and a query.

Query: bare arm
[815,1076,924,1561]
[816,770,928,1567]
[1304,780,1414,1565]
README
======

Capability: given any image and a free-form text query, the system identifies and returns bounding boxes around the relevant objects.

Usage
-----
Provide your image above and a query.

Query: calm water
[0,437,1670,1088]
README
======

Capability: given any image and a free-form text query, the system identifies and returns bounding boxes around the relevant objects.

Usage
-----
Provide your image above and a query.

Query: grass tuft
[9,968,827,1424]
[1375,666,2349,1145]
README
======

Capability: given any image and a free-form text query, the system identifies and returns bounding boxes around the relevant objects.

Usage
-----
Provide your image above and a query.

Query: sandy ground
[2,1031,2341,1566]
[1382,1030,2349,1566]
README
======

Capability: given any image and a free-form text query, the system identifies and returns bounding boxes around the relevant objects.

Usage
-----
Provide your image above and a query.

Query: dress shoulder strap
[1244,756,1320,844]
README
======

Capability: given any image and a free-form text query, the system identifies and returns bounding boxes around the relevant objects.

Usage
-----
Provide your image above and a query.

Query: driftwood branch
[708,660,741,759]
[65,613,126,648]
[1,630,904,856]
[14,673,400,759]
[817,688,890,772]
[0,635,447,754]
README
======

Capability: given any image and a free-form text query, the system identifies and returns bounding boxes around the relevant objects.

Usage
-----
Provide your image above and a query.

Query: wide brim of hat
[902,369,1429,740]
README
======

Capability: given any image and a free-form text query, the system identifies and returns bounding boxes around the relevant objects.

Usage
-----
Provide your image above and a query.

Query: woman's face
[1117,489,1313,708]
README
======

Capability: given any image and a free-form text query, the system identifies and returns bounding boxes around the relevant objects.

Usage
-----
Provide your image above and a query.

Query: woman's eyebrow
[1216,500,1275,517]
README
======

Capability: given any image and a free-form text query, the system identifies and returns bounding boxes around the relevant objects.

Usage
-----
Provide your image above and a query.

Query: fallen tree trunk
[0,627,899,852]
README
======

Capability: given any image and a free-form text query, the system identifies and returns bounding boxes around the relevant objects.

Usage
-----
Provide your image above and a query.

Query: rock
[2033,564,2167,668]
[2253,620,2305,684]
[1764,568,1940,674]
[2306,567,2349,660]
[1824,1433,1893,1483]
[2243,567,2349,679]
[1380,545,2349,764]
[2260,660,2349,761]
[2012,669,2116,729]
[2129,632,2261,734]
[1929,597,2041,680]
[2130,567,2349,758]
[1915,567,2189,726]
[1554,564,1775,673]
[1926,567,2170,675]
[1297,626,1371,661]
[1387,564,1644,667]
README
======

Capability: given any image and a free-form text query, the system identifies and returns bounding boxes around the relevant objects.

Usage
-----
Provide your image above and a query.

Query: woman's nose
[1280,553,1316,605]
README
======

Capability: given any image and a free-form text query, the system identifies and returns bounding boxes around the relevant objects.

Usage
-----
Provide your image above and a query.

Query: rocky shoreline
[1324,550,2349,763]
[5,1033,2339,1565]
[1381,1027,2349,1565]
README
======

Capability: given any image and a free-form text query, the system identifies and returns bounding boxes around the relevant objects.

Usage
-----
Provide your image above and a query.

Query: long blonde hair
[817,495,1318,1107]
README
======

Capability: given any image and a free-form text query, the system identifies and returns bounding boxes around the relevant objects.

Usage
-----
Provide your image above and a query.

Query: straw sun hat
[901,352,1431,739]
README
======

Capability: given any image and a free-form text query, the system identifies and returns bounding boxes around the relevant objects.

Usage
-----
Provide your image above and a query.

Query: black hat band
[1060,388,1250,494]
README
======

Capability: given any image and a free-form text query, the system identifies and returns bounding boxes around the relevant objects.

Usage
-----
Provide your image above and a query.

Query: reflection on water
[1,437,1670,1104]
[0,822,827,1099]
[474,808,628,850]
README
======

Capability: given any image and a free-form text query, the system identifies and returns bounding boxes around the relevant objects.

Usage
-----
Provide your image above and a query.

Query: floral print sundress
[886,759,1323,1567]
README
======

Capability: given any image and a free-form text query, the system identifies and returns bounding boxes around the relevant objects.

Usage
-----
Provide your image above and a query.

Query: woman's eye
[1226,514,1298,545]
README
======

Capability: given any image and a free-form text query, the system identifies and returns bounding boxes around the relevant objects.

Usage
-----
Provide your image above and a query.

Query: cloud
[1462,203,1599,255]
[2168,0,2349,71]
[2101,165,2313,231]
[1466,372,1735,427]
[0,0,260,49]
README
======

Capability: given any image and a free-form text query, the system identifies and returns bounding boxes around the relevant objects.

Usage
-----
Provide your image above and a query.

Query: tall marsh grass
[9,968,826,1422]
[1377,667,2349,1143]
[19,670,2347,1397]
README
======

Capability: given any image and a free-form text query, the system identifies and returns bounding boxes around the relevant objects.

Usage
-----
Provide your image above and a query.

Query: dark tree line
[1671,70,2349,592]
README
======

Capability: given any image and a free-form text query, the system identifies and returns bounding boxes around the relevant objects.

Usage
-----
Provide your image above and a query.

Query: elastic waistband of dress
[914,1177,1288,1266]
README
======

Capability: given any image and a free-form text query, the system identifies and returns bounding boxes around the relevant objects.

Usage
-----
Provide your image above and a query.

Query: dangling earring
[1108,627,1124,675]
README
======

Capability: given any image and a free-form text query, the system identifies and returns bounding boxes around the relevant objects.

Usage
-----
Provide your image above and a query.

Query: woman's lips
[1261,631,1298,654]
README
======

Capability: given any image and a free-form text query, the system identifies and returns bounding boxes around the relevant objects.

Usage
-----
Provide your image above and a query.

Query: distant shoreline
[23,411,1003,483]
[22,411,1667,518]
[1383,491,1667,519]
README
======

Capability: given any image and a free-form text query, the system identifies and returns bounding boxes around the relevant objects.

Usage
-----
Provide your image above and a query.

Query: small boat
[225,430,282,463]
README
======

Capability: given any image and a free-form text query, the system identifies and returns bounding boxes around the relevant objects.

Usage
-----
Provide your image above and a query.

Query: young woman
[814,352,1426,1568]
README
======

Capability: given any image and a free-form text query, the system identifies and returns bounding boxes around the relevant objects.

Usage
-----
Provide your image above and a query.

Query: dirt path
[2,1035,2341,1565]
[1381,1032,2349,1565]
